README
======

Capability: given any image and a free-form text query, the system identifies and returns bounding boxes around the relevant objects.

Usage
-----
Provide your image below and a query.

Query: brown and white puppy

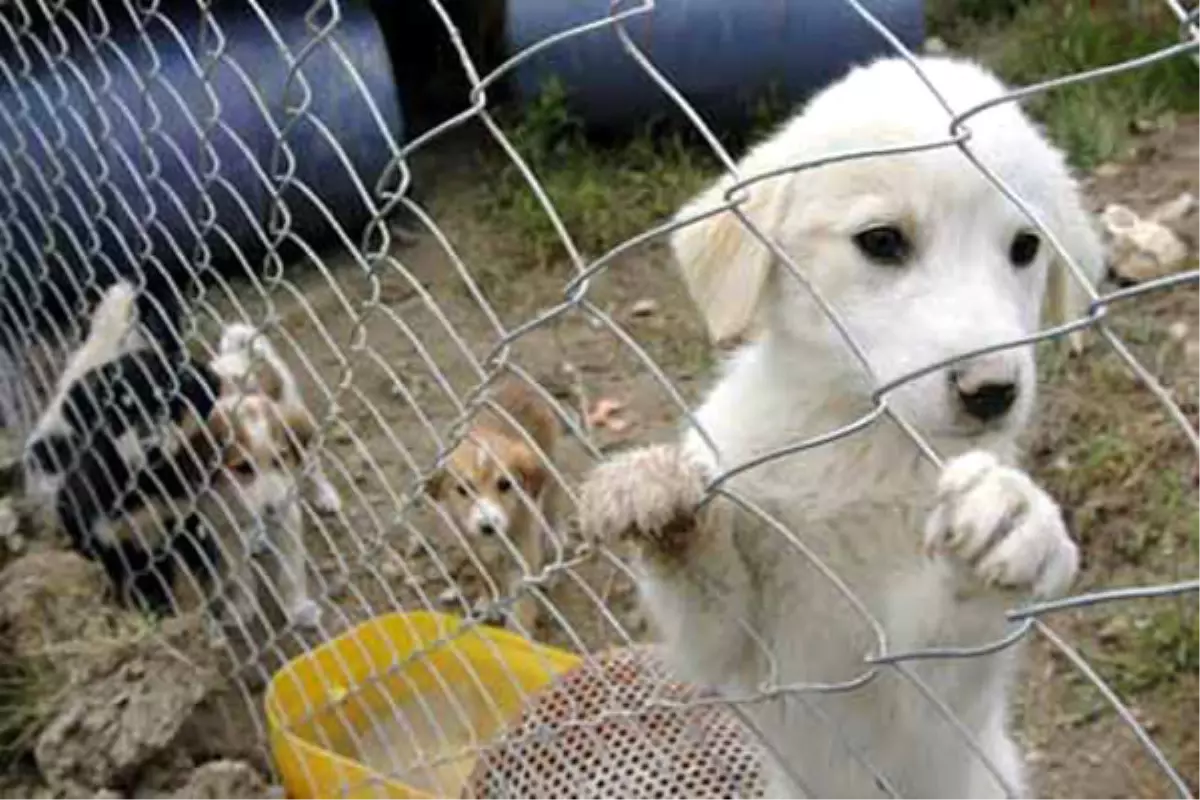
[187,389,321,630]
[209,323,341,516]
[427,378,561,634]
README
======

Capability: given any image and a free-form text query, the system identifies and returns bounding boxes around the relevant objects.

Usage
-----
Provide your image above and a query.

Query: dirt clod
[0,551,123,656]
[32,618,221,794]
[166,759,269,799]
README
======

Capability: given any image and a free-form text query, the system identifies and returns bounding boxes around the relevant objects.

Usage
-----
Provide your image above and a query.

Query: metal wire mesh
[0,0,1196,798]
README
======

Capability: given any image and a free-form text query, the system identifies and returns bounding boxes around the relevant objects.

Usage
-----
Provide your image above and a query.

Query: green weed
[942,0,1198,167]
[475,78,717,271]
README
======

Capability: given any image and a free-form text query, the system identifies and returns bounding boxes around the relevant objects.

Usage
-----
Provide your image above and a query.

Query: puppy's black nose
[956,379,1018,422]
[478,523,496,537]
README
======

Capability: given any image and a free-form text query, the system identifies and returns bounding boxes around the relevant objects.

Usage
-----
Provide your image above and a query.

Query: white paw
[309,476,343,515]
[578,444,710,558]
[925,451,1078,599]
[286,598,323,630]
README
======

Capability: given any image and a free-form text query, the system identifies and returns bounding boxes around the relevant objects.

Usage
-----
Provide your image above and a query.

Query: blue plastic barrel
[0,1,403,350]
[506,0,925,132]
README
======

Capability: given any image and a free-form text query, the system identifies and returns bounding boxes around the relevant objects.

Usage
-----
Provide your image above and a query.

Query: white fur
[580,57,1101,798]
[25,280,145,510]
[210,322,342,515]
[196,444,319,631]
[199,329,326,631]
[468,497,510,538]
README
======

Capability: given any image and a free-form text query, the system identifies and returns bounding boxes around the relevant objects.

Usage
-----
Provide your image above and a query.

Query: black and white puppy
[24,281,224,613]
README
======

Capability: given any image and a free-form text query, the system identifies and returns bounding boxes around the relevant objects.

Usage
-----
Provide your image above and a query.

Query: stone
[1102,203,1190,283]
[33,618,220,793]
[629,298,659,318]
[168,760,269,799]
[1150,192,1197,224]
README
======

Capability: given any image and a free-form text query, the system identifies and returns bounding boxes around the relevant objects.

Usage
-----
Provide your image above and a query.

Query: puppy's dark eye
[1009,232,1040,268]
[230,461,256,476]
[496,477,512,494]
[456,484,469,498]
[854,226,911,266]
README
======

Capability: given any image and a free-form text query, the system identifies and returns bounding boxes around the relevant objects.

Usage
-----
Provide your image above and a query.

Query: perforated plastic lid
[464,645,765,799]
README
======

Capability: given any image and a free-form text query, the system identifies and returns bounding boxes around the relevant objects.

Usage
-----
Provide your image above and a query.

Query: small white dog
[209,323,342,516]
[581,57,1103,798]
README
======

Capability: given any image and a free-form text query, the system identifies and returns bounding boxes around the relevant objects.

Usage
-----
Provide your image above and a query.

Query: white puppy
[581,57,1104,798]
[209,322,342,516]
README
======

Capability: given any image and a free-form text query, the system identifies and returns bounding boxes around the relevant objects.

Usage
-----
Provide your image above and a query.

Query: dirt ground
[3,111,1195,798]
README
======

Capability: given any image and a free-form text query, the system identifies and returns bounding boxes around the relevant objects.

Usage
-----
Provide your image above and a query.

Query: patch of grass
[1033,291,1197,524]
[463,2,1197,280]
[1028,284,1198,788]
[927,0,1034,38]
[942,0,1199,168]
[0,650,55,767]
[1066,603,1200,702]
[474,79,718,272]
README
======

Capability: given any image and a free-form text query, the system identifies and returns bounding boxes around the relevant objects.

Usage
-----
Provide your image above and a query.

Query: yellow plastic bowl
[264,611,581,799]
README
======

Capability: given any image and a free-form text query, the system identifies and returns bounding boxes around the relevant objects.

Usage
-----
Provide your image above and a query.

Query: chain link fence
[0,0,1196,797]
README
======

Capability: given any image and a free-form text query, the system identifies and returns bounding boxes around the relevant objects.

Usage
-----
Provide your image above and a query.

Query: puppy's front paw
[925,451,1078,599]
[310,476,343,515]
[579,445,709,560]
[286,598,323,630]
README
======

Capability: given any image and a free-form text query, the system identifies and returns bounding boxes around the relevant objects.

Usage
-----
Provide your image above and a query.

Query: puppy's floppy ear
[181,407,231,481]
[1042,173,1106,354]
[424,467,446,500]
[278,407,318,462]
[514,449,548,498]
[253,359,286,401]
[669,139,795,346]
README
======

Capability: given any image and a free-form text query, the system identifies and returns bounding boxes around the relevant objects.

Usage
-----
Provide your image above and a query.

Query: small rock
[630,298,659,318]
[0,497,21,548]
[924,36,948,54]
[388,221,420,248]
[585,397,627,430]
[1097,616,1130,644]
[1103,203,1189,283]
[34,618,220,793]
[1168,322,1189,341]
[379,551,404,580]
[0,551,117,655]
[169,759,268,799]
[1130,117,1159,135]
[1150,192,1197,224]
[1186,339,1198,366]
[1092,162,1123,179]
[437,586,460,606]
